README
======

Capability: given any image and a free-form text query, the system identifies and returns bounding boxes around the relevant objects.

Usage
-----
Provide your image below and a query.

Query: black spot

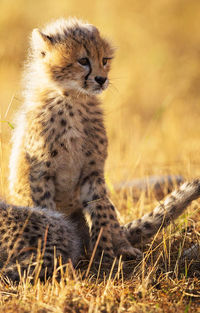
[57,99,63,104]
[144,222,152,229]
[45,255,53,262]
[46,161,51,167]
[9,243,14,250]
[81,176,89,186]
[51,150,58,157]
[109,214,114,220]
[102,236,107,241]
[135,228,142,235]
[29,237,37,246]
[104,253,111,258]
[95,221,99,226]
[103,213,107,218]
[91,212,96,218]
[105,247,110,252]
[97,214,102,219]
[99,139,104,144]
[69,111,74,117]
[50,117,54,123]
[101,222,107,227]
[97,178,103,184]
[33,225,40,231]
[85,151,92,157]
[58,110,64,115]
[40,191,51,201]
[110,205,115,211]
[113,223,119,229]
[60,119,67,126]
[36,187,43,193]
[24,227,30,233]
[91,171,99,177]
[92,194,99,201]
[83,201,87,208]
[89,160,96,165]
[13,226,17,232]
[97,205,102,210]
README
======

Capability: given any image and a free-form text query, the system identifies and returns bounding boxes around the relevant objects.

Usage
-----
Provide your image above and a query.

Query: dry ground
[0,0,200,312]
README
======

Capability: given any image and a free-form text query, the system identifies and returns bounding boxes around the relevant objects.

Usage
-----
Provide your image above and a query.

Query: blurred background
[0,0,200,198]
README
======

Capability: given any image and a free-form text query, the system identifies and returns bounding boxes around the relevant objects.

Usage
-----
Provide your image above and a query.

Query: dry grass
[0,0,200,311]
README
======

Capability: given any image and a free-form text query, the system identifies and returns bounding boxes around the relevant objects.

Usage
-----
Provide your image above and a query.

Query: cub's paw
[117,245,142,261]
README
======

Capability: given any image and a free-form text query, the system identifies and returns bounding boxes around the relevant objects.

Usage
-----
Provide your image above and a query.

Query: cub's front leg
[27,160,56,210]
[79,169,142,261]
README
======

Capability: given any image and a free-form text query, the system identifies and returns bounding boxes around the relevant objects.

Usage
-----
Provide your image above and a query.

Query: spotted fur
[124,178,200,245]
[0,179,200,280]
[9,18,141,261]
[0,200,83,281]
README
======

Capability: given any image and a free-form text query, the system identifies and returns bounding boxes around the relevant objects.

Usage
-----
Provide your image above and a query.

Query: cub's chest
[47,110,86,191]
[38,104,85,154]
[49,113,85,164]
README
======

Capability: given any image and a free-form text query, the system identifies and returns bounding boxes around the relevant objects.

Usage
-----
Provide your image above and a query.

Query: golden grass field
[0,0,200,312]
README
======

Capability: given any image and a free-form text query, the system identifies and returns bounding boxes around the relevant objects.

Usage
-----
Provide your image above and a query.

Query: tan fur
[9,18,141,261]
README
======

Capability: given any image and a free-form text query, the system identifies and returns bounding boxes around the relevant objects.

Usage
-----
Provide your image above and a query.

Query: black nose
[95,76,107,86]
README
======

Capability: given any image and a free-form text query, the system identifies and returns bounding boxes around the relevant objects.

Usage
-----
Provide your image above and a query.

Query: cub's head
[31,18,114,95]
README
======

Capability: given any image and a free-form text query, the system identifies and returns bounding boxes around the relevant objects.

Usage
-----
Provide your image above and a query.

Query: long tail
[124,178,200,246]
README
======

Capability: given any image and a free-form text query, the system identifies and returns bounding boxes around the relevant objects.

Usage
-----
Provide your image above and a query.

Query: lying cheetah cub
[9,18,141,260]
[1,179,200,281]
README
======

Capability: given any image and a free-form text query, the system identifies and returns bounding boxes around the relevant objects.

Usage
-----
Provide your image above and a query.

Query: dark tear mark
[84,44,92,84]
[85,63,92,82]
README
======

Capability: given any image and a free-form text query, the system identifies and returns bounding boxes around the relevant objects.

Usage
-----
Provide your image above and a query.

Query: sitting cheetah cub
[1,179,200,281]
[9,18,141,261]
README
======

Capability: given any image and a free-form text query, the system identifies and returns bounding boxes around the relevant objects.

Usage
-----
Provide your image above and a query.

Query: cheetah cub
[9,18,141,261]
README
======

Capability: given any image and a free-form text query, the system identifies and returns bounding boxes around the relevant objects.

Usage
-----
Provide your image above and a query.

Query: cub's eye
[78,58,90,66]
[102,57,112,66]
[102,58,108,66]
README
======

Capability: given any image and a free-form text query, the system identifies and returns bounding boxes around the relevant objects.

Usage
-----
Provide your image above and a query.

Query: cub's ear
[31,28,53,54]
